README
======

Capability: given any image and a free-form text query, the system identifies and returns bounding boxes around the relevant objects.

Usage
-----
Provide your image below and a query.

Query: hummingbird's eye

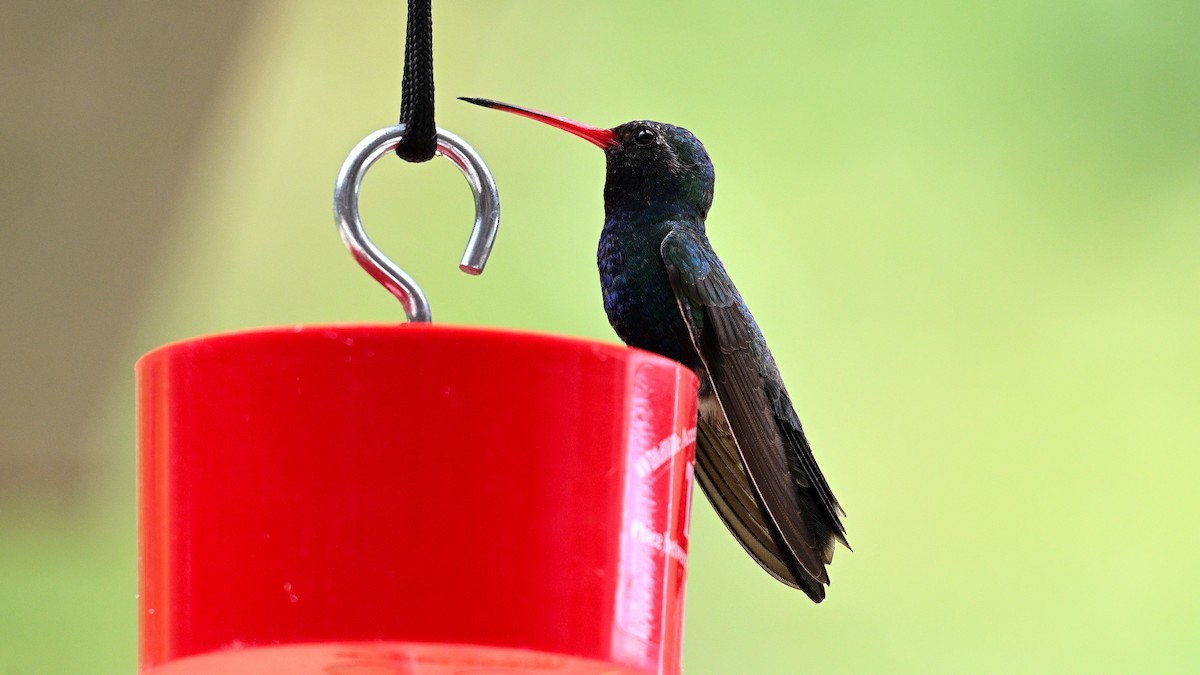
[633,127,655,146]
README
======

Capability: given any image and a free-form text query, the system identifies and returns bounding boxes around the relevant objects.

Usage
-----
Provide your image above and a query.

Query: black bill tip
[458,96,503,109]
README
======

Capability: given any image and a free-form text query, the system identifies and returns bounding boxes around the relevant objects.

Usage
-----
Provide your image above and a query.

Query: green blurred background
[2,1,1198,672]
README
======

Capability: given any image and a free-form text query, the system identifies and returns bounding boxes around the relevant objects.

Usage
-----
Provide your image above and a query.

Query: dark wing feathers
[661,228,843,600]
[693,409,800,586]
[776,399,849,534]
[697,303,829,585]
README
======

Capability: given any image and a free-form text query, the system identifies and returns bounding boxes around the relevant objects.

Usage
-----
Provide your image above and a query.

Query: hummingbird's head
[604,120,714,219]
[460,98,715,220]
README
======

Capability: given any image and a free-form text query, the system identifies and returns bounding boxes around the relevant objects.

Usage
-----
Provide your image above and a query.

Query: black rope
[395,0,437,162]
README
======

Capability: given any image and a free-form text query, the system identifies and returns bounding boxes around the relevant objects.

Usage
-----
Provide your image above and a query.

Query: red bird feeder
[136,125,698,673]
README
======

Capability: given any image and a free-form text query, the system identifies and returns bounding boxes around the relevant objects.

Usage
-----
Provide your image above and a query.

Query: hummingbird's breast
[597,218,699,370]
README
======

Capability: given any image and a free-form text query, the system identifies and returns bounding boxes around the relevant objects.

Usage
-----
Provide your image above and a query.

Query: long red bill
[459,97,617,149]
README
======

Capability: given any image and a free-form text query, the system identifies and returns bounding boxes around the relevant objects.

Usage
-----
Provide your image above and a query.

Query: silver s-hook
[333,124,500,322]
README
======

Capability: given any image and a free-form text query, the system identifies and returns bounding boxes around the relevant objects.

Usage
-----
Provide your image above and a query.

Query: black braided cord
[395,0,437,162]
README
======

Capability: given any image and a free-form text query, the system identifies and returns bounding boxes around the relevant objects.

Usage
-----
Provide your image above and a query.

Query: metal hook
[334,124,500,322]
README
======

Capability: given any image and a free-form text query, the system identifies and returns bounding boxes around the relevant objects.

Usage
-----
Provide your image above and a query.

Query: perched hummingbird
[461,97,849,601]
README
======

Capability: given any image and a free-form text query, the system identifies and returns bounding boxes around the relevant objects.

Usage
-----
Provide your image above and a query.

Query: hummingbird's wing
[694,398,817,590]
[661,228,842,601]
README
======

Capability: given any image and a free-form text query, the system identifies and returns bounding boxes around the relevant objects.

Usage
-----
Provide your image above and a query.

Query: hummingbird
[461,97,849,601]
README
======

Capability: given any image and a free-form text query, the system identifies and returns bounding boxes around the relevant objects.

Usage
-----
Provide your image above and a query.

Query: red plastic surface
[137,324,698,674]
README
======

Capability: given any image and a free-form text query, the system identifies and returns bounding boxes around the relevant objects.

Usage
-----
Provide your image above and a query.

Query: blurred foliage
[4,0,1199,672]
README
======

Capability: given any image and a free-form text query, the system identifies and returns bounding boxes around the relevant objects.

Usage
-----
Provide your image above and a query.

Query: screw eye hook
[334,124,500,322]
